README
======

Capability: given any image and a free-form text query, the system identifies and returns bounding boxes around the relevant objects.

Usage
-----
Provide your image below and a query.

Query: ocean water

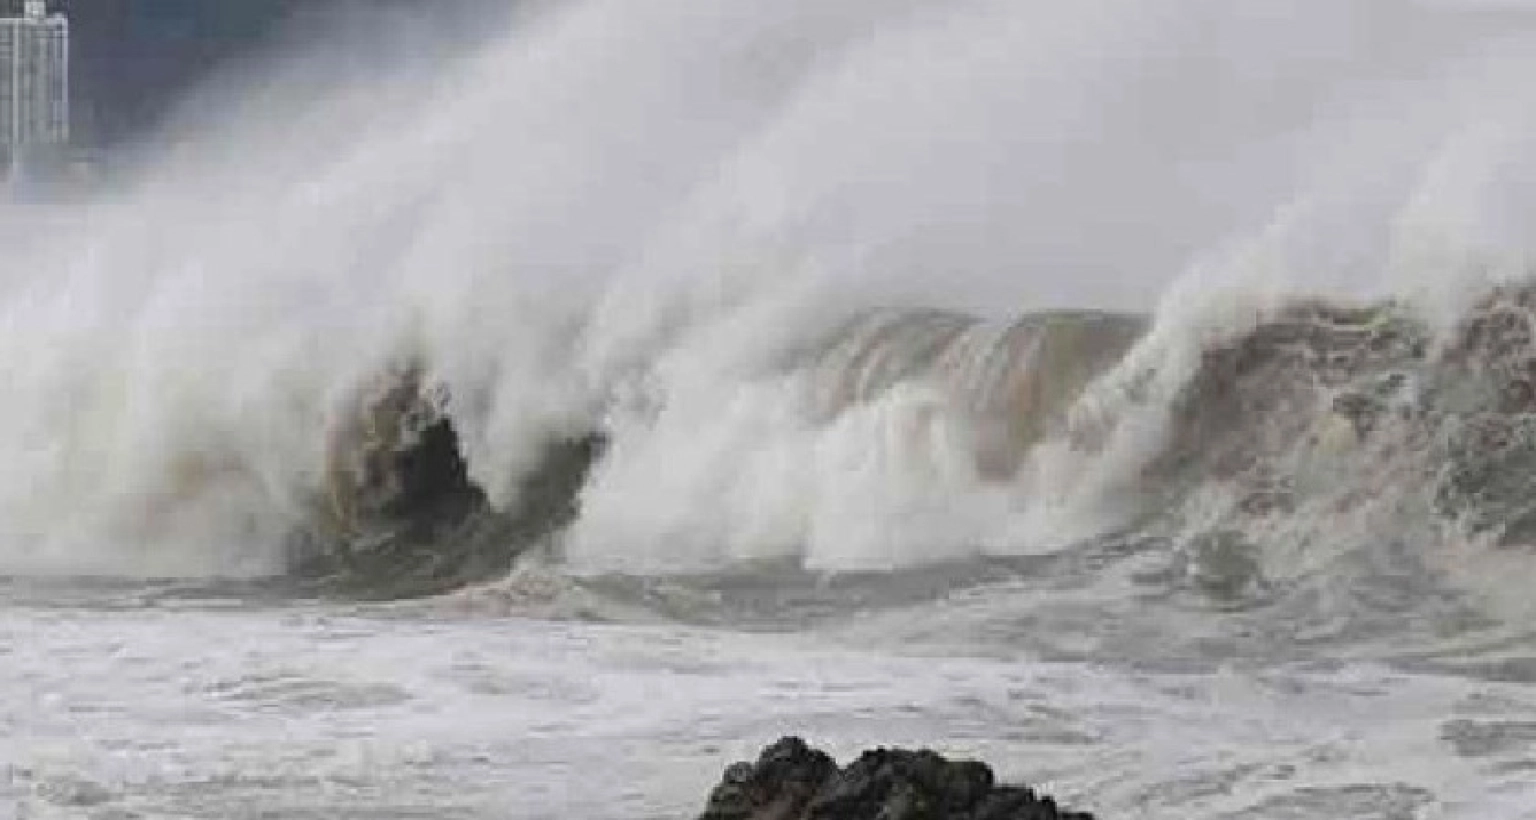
[5,568,1536,819]
[6,0,1536,817]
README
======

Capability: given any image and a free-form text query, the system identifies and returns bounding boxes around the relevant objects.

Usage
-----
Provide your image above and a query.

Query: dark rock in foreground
[700,737,1094,820]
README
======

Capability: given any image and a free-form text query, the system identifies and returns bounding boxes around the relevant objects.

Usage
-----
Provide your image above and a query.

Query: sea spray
[2,0,1536,585]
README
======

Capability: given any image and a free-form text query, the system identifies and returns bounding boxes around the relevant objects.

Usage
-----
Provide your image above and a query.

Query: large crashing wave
[300,282,1536,602]
[1127,284,1536,601]
[296,310,1146,590]
[3,0,1536,606]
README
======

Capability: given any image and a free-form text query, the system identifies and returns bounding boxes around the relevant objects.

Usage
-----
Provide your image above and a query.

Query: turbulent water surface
[7,0,1536,818]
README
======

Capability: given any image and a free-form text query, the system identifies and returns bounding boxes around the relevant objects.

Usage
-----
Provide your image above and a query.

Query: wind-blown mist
[3,0,1536,580]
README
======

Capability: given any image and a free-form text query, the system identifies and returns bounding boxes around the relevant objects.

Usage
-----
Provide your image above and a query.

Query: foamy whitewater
[5,0,1536,817]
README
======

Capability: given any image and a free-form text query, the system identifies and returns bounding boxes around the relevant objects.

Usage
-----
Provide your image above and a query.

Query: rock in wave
[699,737,1094,820]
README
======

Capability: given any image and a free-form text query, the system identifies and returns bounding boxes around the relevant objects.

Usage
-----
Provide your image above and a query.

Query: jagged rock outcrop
[699,737,1094,820]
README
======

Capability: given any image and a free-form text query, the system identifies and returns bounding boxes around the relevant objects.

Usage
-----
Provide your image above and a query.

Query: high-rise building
[0,0,68,176]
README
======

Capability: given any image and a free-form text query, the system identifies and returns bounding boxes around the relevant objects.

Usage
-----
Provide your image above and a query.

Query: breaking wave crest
[292,282,1536,609]
[4,0,1536,619]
